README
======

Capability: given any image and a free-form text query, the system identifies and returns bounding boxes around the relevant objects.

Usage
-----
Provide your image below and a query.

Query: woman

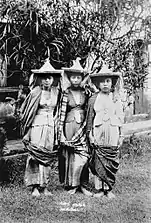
[58,58,92,196]
[86,64,124,199]
[20,58,62,197]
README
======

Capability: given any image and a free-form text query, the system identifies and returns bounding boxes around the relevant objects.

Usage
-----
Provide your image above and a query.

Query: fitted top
[93,92,124,127]
[65,90,86,124]
[32,87,58,126]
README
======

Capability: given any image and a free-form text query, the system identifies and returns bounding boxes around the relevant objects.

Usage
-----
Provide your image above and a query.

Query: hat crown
[62,57,85,73]
[31,58,62,74]
[39,58,55,72]
[90,62,120,78]
[99,63,113,74]
[70,57,84,72]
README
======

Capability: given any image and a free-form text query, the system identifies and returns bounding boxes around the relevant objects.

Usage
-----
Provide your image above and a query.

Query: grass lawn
[0,136,151,223]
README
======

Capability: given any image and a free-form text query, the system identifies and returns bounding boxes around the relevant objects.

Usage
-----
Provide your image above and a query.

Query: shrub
[0,127,7,156]
[120,134,151,161]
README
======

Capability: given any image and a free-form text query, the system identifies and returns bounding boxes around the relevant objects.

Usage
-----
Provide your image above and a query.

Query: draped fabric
[24,155,51,187]
[20,86,60,166]
[89,145,119,191]
[23,140,58,166]
[86,93,98,135]
[58,89,87,150]
[20,86,42,136]
[86,92,123,191]
[58,88,90,186]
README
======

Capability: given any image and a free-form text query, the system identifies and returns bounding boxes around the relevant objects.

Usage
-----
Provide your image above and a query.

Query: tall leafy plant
[0,0,150,92]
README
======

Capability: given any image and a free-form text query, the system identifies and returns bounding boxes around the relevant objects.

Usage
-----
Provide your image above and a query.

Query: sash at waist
[32,108,54,126]
[37,108,54,114]
[94,113,122,127]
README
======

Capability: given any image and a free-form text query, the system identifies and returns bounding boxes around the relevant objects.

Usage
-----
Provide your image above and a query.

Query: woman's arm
[86,94,97,135]
[57,90,68,143]
[115,99,125,125]
[20,86,41,136]
[115,99,125,146]
[53,86,62,117]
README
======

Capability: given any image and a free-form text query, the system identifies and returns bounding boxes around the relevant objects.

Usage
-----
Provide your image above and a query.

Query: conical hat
[62,57,86,75]
[90,63,120,78]
[31,58,62,75]
[90,63,120,87]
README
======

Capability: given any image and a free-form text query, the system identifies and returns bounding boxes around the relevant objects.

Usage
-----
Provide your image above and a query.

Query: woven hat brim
[90,72,120,78]
[62,67,86,74]
[31,70,62,74]
[90,73,119,87]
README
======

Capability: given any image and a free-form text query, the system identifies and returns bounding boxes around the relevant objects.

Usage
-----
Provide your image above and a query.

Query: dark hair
[33,74,60,87]
[66,72,84,81]
[91,76,118,90]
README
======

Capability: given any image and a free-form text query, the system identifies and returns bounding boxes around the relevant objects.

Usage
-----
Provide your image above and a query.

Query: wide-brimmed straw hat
[31,58,62,76]
[90,63,120,87]
[62,57,86,79]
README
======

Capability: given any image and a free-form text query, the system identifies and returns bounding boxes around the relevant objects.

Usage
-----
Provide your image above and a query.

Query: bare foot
[81,186,93,196]
[68,188,77,195]
[43,188,53,196]
[93,191,104,198]
[106,191,116,199]
[32,188,40,197]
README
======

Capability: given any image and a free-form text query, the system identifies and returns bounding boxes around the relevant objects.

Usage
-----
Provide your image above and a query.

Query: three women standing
[20,58,62,197]
[20,58,124,198]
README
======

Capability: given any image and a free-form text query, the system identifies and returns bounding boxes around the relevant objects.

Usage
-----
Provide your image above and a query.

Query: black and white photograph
[0,0,151,222]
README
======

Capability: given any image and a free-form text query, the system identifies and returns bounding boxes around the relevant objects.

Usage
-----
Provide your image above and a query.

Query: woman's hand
[60,134,71,147]
[118,135,124,147]
[89,131,97,145]
[60,133,66,143]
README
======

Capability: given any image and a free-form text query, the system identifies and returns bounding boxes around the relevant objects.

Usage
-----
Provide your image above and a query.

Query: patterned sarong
[89,145,119,191]
[58,89,89,185]
[23,140,58,166]
[58,89,87,151]
[21,86,61,166]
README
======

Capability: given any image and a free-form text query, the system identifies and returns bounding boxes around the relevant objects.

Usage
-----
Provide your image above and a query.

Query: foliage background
[0,0,151,93]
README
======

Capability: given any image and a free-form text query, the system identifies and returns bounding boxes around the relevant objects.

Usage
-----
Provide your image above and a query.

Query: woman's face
[41,75,54,88]
[99,77,112,93]
[69,75,83,88]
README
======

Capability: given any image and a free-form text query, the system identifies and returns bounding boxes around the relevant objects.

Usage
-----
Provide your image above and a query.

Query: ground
[0,137,151,223]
